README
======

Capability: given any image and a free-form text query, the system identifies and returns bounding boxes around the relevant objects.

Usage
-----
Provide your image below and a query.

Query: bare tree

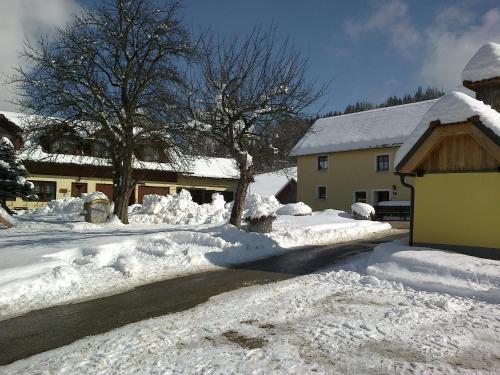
[188,27,324,227]
[11,0,193,223]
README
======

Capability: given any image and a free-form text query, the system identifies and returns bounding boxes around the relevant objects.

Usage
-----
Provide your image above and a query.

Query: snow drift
[367,240,500,304]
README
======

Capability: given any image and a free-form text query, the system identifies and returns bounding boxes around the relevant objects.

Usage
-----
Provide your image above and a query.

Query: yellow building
[395,42,500,257]
[291,100,436,213]
[0,112,238,210]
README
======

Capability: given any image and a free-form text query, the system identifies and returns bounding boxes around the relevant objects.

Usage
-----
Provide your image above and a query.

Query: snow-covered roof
[291,100,437,156]
[462,42,500,83]
[249,167,297,197]
[0,111,239,180]
[395,91,500,168]
[18,147,239,180]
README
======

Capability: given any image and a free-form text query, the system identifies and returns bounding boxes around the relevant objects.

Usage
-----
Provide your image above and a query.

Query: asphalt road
[0,230,407,365]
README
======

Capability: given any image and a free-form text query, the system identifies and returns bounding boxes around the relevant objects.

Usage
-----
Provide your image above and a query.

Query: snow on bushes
[351,202,375,220]
[129,190,229,225]
[276,202,312,216]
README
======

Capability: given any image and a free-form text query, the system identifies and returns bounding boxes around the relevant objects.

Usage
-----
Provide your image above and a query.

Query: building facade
[0,112,238,210]
[396,42,500,257]
[291,100,436,212]
[296,146,411,211]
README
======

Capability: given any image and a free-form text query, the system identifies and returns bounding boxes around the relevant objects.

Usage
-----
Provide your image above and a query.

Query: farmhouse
[0,111,239,210]
[291,100,436,213]
[396,42,500,257]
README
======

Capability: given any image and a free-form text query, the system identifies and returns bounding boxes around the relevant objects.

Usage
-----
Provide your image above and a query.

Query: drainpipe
[398,173,415,246]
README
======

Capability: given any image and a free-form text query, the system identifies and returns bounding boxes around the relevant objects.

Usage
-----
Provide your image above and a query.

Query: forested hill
[315,86,444,120]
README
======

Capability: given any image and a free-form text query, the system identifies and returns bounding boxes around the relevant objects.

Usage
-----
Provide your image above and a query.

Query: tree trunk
[113,154,134,224]
[0,200,14,216]
[229,167,251,228]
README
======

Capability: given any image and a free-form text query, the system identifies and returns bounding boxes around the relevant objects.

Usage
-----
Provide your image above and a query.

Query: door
[373,190,390,205]
[138,186,170,204]
[71,182,88,198]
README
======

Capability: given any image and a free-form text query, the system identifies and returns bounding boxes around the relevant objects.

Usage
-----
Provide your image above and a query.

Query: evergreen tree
[319,86,444,119]
[0,137,33,215]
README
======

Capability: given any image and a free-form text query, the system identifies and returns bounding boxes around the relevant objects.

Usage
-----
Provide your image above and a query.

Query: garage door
[96,183,136,205]
[138,186,170,204]
[95,183,113,200]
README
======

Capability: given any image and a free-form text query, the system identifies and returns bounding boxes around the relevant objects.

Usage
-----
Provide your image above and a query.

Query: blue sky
[177,0,500,114]
[1,0,499,115]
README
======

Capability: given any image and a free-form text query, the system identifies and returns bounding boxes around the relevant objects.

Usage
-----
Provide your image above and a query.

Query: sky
[0,0,499,115]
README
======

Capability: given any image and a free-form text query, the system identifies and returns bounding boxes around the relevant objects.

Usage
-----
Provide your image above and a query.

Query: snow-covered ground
[4,249,500,374]
[0,208,391,320]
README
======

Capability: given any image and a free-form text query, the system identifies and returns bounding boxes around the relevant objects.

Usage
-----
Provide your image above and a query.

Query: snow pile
[82,191,109,203]
[276,202,312,216]
[396,91,500,166]
[351,202,375,219]
[31,197,84,217]
[367,240,500,304]
[462,42,500,83]
[129,190,228,225]
[291,100,436,156]
[243,193,281,220]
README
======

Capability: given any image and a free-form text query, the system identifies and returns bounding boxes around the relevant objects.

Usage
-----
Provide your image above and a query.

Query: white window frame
[317,185,327,199]
[353,190,368,203]
[317,155,328,171]
[371,189,392,206]
[374,153,391,173]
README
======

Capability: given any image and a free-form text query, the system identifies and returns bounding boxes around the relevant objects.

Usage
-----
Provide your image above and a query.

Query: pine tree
[0,137,33,215]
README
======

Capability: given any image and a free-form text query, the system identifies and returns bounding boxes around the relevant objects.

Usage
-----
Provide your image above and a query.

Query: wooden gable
[399,120,500,174]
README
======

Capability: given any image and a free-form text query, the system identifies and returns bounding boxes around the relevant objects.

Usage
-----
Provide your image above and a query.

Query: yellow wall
[414,173,500,249]
[7,174,238,210]
[296,147,412,211]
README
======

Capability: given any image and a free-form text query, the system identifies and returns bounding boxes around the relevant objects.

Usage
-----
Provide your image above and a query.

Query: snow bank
[351,202,375,219]
[0,208,392,319]
[396,91,500,166]
[243,193,281,220]
[462,42,500,83]
[367,240,500,304]
[30,197,84,218]
[129,190,228,225]
[276,202,312,216]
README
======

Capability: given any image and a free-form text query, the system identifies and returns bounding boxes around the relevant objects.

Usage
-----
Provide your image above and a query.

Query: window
[354,191,367,203]
[317,186,327,199]
[30,181,56,202]
[317,155,328,171]
[376,154,390,172]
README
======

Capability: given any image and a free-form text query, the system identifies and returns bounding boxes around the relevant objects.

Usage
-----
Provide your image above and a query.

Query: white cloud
[0,0,81,111]
[343,0,421,56]
[419,7,500,89]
